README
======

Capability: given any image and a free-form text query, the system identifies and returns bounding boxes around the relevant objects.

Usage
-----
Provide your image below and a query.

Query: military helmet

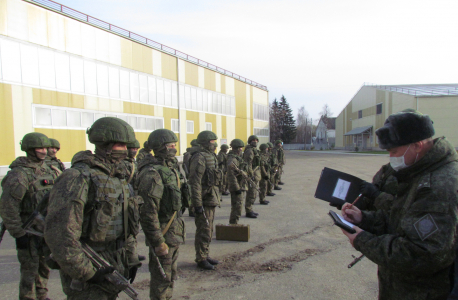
[197,131,218,144]
[143,141,149,148]
[148,129,178,150]
[190,139,199,147]
[248,135,259,144]
[49,138,60,149]
[267,142,273,148]
[221,144,229,150]
[275,139,283,145]
[20,132,51,151]
[259,143,268,151]
[128,139,140,148]
[230,139,245,148]
[87,117,135,145]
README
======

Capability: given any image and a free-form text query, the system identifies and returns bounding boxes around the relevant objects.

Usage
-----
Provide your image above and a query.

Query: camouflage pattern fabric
[45,155,66,173]
[0,157,57,300]
[217,150,228,195]
[229,191,246,224]
[274,146,285,184]
[136,147,151,163]
[354,137,458,300]
[194,206,215,262]
[135,155,184,300]
[44,151,141,299]
[259,151,271,203]
[182,146,200,177]
[359,163,397,212]
[227,150,248,224]
[243,145,261,213]
[120,157,138,184]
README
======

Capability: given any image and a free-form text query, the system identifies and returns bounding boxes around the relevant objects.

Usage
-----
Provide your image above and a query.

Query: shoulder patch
[414,213,439,241]
[417,173,431,191]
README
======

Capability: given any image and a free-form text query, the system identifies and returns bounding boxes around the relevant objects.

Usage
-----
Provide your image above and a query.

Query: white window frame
[186,120,194,134]
[205,122,212,131]
[253,127,269,137]
[171,119,179,133]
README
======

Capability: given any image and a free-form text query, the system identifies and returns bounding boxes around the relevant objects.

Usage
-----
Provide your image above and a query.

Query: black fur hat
[376,109,435,149]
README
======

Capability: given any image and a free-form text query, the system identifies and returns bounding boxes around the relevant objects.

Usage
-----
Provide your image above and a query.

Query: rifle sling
[162,211,177,236]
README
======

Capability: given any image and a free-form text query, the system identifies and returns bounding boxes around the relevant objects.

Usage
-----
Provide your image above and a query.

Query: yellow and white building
[0,0,269,175]
[335,83,458,150]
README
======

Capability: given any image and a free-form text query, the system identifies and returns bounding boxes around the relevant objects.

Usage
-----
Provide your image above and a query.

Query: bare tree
[320,103,333,119]
[296,106,309,143]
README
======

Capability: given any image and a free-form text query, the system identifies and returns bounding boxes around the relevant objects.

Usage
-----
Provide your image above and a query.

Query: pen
[349,193,362,208]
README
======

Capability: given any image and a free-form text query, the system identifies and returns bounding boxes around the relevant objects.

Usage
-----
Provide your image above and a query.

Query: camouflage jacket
[269,149,278,168]
[227,151,248,192]
[243,145,261,181]
[260,152,271,180]
[0,157,57,238]
[188,149,221,207]
[183,146,200,177]
[44,151,141,283]
[121,157,138,184]
[354,137,458,300]
[274,146,285,165]
[217,150,228,173]
[359,163,397,212]
[136,147,151,163]
[135,155,185,248]
[45,155,66,173]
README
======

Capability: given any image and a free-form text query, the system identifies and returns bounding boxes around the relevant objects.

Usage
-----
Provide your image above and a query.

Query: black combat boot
[198,260,215,270]
[278,182,285,185]
[222,191,230,196]
[138,255,146,261]
[260,200,269,205]
[274,186,282,190]
[246,211,258,218]
[267,192,275,196]
[207,257,220,265]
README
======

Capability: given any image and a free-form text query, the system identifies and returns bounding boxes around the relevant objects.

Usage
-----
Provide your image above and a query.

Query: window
[254,127,269,137]
[358,110,362,119]
[376,103,382,115]
[253,103,269,121]
[171,119,179,133]
[205,122,212,131]
[187,120,194,134]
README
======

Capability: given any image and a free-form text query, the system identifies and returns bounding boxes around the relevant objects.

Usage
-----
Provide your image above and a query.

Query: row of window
[357,103,383,119]
[253,103,269,121]
[33,105,164,132]
[0,36,237,117]
[254,127,269,137]
[171,119,212,134]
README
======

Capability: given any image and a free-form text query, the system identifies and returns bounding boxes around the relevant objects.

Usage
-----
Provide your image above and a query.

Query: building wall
[335,86,458,149]
[0,0,268,173]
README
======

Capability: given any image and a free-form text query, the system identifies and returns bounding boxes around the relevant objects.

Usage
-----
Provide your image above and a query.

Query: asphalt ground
[0,150,390,300]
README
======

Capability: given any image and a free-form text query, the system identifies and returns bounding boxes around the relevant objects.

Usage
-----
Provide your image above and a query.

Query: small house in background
[315,116,336,148]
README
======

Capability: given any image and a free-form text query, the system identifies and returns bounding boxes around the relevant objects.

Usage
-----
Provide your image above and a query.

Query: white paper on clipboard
[332,178,351,200]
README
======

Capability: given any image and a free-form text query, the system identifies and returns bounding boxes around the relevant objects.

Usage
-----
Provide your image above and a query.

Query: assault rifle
[0,222,6,246]
[229,162,261,193]
[21,192,50,237]
[70,242,139,300]
[348,254,365,268]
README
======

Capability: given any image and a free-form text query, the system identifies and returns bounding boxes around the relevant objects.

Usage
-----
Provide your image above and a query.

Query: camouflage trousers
[219,174,228,196]
[259,178,268,202]
[59,271,118,300]
[245,181,259,213]
[194,206,216,262]
[267,173,274,194]
[17,236,50,300]
[275,166,283,186]
[229,191,246,224]
[149,246,179,300]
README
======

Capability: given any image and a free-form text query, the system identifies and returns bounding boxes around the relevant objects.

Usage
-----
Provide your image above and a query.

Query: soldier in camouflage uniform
[0,132,57,300]
[266,142,276,197]
[341,110,458,300]
[243,135,263,217]
[121,139,140,185]
[135,129,185,300]
[136,141,152,163]
[273,139,285,187]
[182,139,200,217]
[44,117,142,300]
[217,144,230,196]
[227,139,250,224]
[258,144,271,205]
[358,163,397,212]
[45,138,66,174]
[188,131,222,270]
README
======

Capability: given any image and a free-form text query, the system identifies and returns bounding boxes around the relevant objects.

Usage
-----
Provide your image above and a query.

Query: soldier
[258,144,271,205]
[136,141,152,163]
[121,139,140,184]
[45,138,66,174]
[188,131,222,270]
[266,142,276,197]
[182,139,200,217]
[273,139,285,189]
[341,110,458,299]
[243,135,263,218]
[44,117,142,299]
[0,132,57,300]
[227,139,251,224]
[217,144,230,196]
[135,129,185,300]
[358,163,397,212]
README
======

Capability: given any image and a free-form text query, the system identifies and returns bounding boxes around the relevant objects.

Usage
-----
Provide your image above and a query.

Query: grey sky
[54,0,458,122]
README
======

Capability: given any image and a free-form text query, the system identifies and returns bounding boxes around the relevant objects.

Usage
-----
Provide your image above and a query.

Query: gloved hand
[235,190,242,195]
[194,206,204,214]
[87,266,115,284]
[329,201,342,210]
[16,235,29,250]
[263,176,269,180]
[155,242,169,256]
[129,266,138,284]
[360,181,381,199]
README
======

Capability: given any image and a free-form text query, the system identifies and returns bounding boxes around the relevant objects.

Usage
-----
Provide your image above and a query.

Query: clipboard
[314,167,364,208]
[328,210,356,234]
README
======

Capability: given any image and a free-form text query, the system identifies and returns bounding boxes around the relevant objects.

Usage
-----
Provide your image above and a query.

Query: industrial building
[0,0,269,175]
[335,83,458,150]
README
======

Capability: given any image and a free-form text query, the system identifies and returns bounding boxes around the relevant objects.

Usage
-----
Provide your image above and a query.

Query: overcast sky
[56,0,458,123]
